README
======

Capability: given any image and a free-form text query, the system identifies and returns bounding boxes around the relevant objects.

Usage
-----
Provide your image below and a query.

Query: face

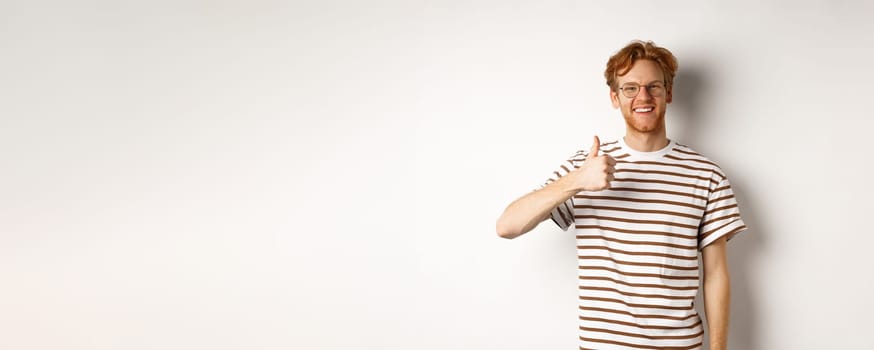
[610,59,672,135]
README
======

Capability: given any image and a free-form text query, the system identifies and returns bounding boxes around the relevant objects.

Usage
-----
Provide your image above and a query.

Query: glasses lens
[648,83,665,97]
[621,84,639,98]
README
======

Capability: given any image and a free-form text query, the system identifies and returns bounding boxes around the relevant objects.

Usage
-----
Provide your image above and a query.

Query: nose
[637,85,653,100]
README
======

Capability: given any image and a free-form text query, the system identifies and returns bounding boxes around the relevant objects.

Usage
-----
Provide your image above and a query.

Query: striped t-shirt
[539,138,747,350]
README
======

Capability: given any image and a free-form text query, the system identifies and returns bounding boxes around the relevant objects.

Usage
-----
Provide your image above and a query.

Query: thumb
[589,135,600,158]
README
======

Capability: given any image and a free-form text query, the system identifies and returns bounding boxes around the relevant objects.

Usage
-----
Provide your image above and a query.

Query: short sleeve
[535,153,585,232]
[698,177,748,249]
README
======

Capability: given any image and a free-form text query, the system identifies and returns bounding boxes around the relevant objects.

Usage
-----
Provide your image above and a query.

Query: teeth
[634,107,653,112]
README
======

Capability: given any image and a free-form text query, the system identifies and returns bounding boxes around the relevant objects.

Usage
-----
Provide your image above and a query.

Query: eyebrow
[620,80,664,85]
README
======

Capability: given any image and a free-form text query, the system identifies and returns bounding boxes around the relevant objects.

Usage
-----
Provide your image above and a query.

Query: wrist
[554,172,585,193]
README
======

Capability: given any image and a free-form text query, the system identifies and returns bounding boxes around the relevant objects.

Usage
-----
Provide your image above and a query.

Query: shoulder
[600,139,621,153]
[566,139,619,165]
[669,142,728,182]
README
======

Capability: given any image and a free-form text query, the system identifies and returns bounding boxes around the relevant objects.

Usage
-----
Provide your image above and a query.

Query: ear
[610,89,620,109]
[666,85,673,104]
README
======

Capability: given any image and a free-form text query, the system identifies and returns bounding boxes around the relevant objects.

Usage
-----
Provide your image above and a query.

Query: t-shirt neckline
[618,137,675,159]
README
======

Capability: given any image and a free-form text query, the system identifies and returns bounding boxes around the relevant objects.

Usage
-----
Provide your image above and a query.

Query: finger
[606,156,617,166]
[606,174,615,182]
[589,135,601,158]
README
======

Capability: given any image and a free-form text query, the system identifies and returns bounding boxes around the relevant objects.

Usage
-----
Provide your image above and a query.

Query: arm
[702,235,730,350]
[496,136,615,239]
[495,172,584,239]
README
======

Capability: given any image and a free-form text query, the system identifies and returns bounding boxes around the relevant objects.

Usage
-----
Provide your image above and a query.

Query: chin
[623,119,661,133]
[623,112,665,134]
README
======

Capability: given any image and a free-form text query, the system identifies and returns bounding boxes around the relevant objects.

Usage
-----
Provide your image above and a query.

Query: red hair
[604,40,678,91]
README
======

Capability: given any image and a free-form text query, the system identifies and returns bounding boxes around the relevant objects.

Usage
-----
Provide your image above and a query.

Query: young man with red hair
[496,41,746,350]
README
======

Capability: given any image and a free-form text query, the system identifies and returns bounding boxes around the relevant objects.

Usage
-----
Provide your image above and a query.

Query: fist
[571,135,616,191]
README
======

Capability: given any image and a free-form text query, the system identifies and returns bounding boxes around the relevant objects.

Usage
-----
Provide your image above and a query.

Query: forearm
[496,174,581,239]
[703,267,730,350]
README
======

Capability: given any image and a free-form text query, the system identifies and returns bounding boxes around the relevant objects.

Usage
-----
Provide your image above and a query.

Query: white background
[2,1,872,349]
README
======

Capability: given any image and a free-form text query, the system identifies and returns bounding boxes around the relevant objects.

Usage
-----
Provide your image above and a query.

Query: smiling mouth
[633,107,654,113]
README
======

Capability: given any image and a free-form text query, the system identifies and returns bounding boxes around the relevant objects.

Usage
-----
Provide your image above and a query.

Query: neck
[623,130,669,152]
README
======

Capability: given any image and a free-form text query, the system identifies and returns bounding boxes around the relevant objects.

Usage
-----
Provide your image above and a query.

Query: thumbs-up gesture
[570,136,616,192]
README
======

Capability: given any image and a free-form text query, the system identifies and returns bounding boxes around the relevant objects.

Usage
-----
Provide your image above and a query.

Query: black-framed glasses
[618,81,667,98]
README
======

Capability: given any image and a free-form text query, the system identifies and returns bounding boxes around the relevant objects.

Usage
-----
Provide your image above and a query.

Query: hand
[570,135,616,192]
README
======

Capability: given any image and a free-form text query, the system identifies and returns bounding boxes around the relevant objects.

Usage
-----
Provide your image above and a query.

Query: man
[496,41,746,350]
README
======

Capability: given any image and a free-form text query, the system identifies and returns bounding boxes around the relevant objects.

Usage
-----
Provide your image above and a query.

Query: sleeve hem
[699,219,747,250]
[549,201,572,231]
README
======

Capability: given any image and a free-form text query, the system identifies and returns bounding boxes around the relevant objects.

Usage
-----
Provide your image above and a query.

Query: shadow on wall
[673,64,768,350]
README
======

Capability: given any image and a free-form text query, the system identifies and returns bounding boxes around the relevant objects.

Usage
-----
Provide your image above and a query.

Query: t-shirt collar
[618,137,675,159]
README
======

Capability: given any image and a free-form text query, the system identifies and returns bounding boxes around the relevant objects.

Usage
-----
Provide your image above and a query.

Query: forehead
[617,59,665,84]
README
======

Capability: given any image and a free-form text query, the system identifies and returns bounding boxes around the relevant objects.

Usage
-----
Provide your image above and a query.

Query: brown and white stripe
[538,138,746,350]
